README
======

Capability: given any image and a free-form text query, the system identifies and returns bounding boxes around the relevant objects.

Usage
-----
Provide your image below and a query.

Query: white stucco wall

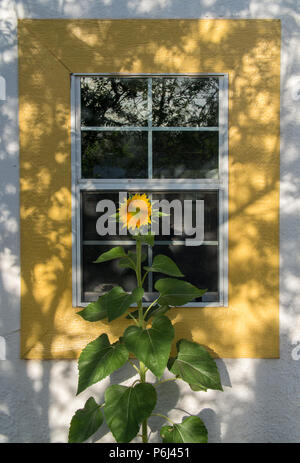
[0,0,299,443]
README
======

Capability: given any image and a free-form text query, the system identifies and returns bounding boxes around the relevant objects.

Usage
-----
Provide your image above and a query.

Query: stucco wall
[0,0,299,443]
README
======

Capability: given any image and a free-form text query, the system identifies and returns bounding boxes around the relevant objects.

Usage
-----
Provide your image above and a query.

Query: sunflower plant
[68,193,223,444]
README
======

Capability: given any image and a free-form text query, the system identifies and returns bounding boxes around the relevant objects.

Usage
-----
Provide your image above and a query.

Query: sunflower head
[119,193,152,233]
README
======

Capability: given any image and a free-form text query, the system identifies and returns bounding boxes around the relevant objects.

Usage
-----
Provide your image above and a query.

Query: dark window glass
[81,190,218,242]
[81,131,148,179]
[82,245,149,302]
[152,245,219,302]
[152,77,218,127]
[81,77,148,127]
[153,131,218,179]
[151,191,218,242]
[82,191,122,241]
[82,244,218,303]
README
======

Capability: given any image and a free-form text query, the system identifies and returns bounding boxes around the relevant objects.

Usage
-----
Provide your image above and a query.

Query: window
[71,74,228,307]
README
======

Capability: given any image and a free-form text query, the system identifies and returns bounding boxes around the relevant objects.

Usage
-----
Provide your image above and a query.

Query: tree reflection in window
[152,77,218,127]
[81,77,148,127]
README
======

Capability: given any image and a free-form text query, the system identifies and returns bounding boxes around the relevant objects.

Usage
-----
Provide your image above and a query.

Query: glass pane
[151,190,218,242]
[152,77,219,127]
[81,77,148,127]
[81,190,218,242]
[81,131,148,178]
[82,243,218,303]
[82,245,148,302]
[153,131,218,179]
[82,191,122,241]
[152,244,219,302]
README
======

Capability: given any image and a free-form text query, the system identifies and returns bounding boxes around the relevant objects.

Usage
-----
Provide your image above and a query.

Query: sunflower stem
[135,236,148,443]
[136,237,144,328]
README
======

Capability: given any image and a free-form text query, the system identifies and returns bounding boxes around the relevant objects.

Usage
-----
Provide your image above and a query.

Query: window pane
[82,191,122,241]
[82,243,218,303]
[81,131,148,178]
[151,190,218,242]
[82,245,149,302]
[81,77,148,127]
[153,131,218,179]
[82,190,137,242]
[81,190,218,242]
[152,77,219,127]
[152,244,219,302]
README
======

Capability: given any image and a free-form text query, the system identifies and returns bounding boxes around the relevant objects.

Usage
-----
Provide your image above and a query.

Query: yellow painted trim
[18,19,280,359]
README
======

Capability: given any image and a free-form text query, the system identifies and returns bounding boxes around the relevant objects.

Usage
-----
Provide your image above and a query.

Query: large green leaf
[155,278,207,306]
[78,287,143,323]
[94,246,126,263]
[118,250,147,271]
[68,397,103,443]
[106,287,144,322]
[104,383,157,443]
[160,416,208,443]
[77,298,107,322]
[144,255,184,277]
[123,315,174,378]
[77,334,129,395]
[168,339,223,391]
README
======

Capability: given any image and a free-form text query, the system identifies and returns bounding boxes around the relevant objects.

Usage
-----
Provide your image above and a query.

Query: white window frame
[71,73,228,308]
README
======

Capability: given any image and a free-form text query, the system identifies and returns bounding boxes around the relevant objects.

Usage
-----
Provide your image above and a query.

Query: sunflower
[119,193,152,232]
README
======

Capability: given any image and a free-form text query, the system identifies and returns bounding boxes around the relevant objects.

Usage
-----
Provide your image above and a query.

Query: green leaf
[160,416,208,443]
[118,251,147,271]
[127,304,170,322]
[77,334,129,395]
[118,257,136,271]
[79,287,143,323]
[123,315,174,378]
[157,211,169,217]
[94,246,126,263]
[155,278,207,306]
[106,286,144,322]
[104,383,157,443]
[168,339,223,392]
[77,298,107,322]
[68,397,103,443]
[144,254,184,277]
[189,383,208,392]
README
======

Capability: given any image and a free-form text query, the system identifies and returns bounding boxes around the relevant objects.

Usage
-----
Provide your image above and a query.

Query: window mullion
[218,75,229,306]
[76,77,82,181]
[77,179,222,190]
[80,126,219,131]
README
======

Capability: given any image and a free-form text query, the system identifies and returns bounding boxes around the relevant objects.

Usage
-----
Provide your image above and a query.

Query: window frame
[71,73,228,308]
